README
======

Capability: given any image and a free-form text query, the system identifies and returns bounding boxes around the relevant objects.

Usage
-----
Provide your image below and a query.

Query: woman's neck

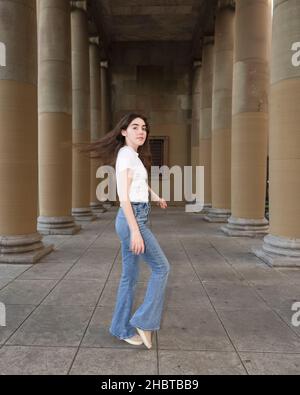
[125,144,138,153]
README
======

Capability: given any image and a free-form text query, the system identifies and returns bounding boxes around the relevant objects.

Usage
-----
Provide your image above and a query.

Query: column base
[195,204,212,215]
[204,208,231,223]
[90,202,107,214]
[102,200,114,209]
[38,216,81,235]
[0,233,54,264]
[72,208,97,222]
[253,234,300,267]
[221,216,269,237]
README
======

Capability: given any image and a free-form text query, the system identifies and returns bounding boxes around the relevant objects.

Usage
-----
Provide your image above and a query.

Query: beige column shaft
[89,41,107,214]
[199,38,214,212]
[100,61,114,207]
[38,0,80,235]
[190,62,202,203]
[0,0,52,263]
[100,62,111,135]
[71,6,95,221]
[254,0,300,266]
[222,0,271,236]
[205,1,235,223]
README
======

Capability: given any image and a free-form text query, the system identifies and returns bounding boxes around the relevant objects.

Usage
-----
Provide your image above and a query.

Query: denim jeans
[109,202,170,340]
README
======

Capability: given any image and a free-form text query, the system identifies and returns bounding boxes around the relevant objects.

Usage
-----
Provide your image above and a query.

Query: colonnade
[1,0,300,267]
[192,0,300,266]
[0,0,111,262]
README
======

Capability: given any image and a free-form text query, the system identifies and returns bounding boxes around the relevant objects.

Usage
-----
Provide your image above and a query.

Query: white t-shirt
[116,145,149,203]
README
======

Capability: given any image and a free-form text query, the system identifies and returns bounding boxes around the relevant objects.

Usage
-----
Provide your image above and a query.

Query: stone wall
[110,41,193,205]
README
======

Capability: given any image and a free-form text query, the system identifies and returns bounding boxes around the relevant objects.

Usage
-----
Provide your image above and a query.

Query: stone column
[100,61,114,208]
[222,0,271,236]
[71,1,96,221]
[199,38,214,213]
[37,0,80,235]
[100,61,111,134]
[89,37,107,215]
[0,0,52,263]
[205,0,235,223]
[191,61,202,204]
[254,0,300,266]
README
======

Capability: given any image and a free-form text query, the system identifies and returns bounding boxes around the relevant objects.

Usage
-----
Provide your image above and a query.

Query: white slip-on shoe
[136,328,152,349]
[123,334,143,346]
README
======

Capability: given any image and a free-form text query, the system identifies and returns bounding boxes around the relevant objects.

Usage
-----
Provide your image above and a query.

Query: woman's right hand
[130,228,145,255]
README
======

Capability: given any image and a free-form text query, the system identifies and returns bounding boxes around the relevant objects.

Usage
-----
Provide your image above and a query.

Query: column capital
[89,36,100,46]
[203,36,214,46]
[218,0,235,10]
[193,60,202,68]
[70,1,87,12]
[100,61,109,69]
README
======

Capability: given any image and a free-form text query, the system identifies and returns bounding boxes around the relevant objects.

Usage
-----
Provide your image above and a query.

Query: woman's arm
[148,185,160,202]
[148,185,168,209]
[119,168,139,233]
[119,168,145,254]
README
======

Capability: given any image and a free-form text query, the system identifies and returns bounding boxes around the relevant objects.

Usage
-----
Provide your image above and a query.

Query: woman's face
[122,118,147,148]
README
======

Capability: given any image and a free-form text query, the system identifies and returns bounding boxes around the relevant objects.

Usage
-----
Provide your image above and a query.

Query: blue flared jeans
[109,202,170,340]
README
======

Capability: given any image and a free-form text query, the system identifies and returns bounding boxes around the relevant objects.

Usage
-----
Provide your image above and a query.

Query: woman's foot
[123,334,143,346]
[136,327,152,349]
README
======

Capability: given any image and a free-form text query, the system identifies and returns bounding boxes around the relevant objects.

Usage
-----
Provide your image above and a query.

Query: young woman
[77,113,170,349]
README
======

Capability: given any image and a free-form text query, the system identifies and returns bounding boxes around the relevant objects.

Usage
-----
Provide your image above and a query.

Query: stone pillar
[37,0,80,235]
[89,37,107,215]
[221,0,271,236]
[0,0,52,263]
[191,61,202,204]
[100,61,111,134]
[71,2,96,221]
[254,0,300,266]
[100,61,114,208]
[199,37,214,213]
[205,0,235,223]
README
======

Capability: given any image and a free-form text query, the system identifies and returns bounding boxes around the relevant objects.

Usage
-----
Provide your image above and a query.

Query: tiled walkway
[0,207,300,375]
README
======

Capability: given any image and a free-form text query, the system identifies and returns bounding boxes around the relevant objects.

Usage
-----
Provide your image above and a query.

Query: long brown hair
[74,113,152,172]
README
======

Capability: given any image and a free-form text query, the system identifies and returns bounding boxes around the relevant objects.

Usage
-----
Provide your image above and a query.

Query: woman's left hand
[157,198,167,209]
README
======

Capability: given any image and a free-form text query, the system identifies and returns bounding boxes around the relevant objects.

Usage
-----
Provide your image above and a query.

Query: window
[149,136,169,179]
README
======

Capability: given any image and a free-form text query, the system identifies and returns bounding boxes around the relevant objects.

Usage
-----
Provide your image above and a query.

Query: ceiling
[88,0,217,59]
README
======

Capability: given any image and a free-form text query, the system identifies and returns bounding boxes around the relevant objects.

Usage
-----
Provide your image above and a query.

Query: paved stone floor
[0,206,300,375]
